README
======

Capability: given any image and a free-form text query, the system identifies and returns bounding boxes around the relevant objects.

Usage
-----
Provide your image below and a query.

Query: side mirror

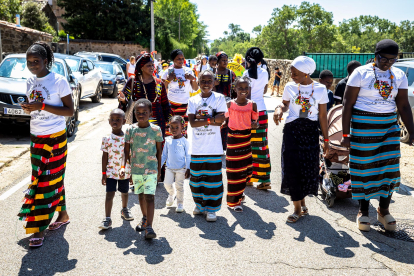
[69,74,75,82]
[82,68,89,75]
[117,71,123,76]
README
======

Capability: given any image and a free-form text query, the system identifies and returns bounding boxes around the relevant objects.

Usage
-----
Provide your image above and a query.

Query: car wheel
[91,84,103,103]
[66,108,78,137]
[398,115,410,143]
[110,84,118,98]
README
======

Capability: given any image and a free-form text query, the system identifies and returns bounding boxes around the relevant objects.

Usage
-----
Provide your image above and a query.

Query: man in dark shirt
[319,70,335,111]
[271,67,283,96]
[334,60,362,105]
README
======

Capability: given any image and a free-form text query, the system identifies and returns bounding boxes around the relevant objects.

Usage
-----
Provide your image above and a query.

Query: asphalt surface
[0,94,413,275]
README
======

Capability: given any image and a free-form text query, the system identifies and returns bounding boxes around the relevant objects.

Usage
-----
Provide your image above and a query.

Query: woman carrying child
[225,76,259,212]
[187,70,227,222]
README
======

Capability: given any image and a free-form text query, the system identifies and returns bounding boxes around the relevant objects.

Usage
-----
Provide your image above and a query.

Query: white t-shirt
[187,92,227,155]
[282,81,329,124]
[243,67,269,111]
[161,67,195,104]
[101,133,131,179]
[127,62,136,74]
[26,72,72,135]
[347,64,408,113]
[197,64,209,72]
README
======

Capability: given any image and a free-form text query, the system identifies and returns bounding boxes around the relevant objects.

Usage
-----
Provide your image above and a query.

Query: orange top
[225,100,259,130]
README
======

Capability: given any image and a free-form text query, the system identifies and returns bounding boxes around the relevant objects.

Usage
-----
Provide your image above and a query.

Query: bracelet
[324,139,329,142]
[102,172,106,175]
[41,103,46,110]
[121,166,125,169]
[164,80,170,84]
[343,134,351,138]
[207,118,211,125]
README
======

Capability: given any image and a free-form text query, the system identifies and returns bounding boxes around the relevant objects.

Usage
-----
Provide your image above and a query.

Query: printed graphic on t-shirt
[29,90,45,102]
[174,76,186,88]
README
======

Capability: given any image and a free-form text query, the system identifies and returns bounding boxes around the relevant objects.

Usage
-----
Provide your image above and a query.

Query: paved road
[0,94,413,275]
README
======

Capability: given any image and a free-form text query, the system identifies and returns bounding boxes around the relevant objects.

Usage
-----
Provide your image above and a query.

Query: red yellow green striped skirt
[18,129,67,234]
[250,111,271,183]
[166,100,188,136]
[226,129,252,207]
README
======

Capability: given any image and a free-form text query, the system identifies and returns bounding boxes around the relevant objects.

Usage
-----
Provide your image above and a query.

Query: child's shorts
[273,79,280,86]
[106,178,130,193]
[132,174,157,195]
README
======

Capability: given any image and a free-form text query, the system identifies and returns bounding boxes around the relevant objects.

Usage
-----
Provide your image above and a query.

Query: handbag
[125,77,136,124]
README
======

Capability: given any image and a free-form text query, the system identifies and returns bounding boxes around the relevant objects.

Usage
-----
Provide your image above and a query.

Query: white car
[55,53,103,103]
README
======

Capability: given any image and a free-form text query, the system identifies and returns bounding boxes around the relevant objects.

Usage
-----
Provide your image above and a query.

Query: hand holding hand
[251,120,259,129]
[273,108,283,125]
[118,91,126,103]
[341,137,351,149]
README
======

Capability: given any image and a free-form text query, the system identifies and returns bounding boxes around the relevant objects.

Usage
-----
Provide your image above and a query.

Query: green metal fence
[304,53,375,79]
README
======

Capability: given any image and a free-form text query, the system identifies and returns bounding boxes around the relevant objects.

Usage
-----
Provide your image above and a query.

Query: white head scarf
[291,56,316,75]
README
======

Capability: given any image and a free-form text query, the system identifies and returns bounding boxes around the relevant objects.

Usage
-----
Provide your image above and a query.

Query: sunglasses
[378,54,398,64]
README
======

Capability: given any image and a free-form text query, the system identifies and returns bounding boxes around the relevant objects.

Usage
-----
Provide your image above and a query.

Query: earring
[305,75,308,78]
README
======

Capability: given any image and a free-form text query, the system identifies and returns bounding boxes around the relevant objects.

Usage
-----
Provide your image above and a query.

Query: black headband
[375,39,399,56]
[170,49,184,61]
[27,44,48,60]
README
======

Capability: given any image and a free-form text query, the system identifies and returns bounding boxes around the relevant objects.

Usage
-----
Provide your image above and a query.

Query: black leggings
[359,194,392,212]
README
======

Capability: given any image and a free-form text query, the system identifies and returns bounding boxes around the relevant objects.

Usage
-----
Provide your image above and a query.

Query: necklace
[295,81,314,112]
[372,63,394,100]
[201,93,212,106]
[139,75,160,103]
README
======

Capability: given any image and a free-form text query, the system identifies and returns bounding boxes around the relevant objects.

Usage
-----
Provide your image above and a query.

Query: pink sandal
[48,220,70,231]
[29,237,44,247]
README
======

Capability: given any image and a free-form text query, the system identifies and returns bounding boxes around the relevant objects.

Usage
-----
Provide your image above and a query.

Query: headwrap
[135,52,153,75]
[202,55,208,60]
[170,49,184,61]
[233,53,243,64]
[375,39,399,56]
[245,47,264,79]
[291,56,316,75]
[216,51,228,63]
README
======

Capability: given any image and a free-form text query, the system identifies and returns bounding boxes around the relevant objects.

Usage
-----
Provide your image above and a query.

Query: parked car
[55,53,103,103]
[75,52,127,75]
[0,54,80,137]
[94,62,126,98]
[74,52,103,62]
[393,62,414,143]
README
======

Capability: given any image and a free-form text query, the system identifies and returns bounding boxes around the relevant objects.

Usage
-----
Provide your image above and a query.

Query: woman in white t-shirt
[19,42,74,247]
[197,56,209,74]
[126,56,136,78]
[274,56,330,223]
[341,39,414,232]
[161,49,198,133]
[242,47,272,189]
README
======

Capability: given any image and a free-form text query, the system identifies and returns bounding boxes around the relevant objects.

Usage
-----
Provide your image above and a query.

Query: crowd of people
[17,38,414,247]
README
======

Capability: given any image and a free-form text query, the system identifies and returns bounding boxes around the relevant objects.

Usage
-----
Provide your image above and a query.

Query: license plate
[3,108,30,116]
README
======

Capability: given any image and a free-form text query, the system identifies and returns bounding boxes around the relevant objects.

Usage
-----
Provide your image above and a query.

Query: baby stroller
[319,105,352,207]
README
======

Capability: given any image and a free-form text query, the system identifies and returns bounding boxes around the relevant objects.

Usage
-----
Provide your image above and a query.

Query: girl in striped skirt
[187,70,228,222]
[18,42,74,247]
[342,39,414,232]
[225,76,259,212]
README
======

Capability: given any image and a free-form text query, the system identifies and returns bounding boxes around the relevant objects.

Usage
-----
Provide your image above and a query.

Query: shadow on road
[17,226,77,276]
[123,235,173,264]
[244,187,289,214]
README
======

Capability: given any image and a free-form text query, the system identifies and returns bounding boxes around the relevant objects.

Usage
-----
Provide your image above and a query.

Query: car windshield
[0,57,65,79]
[96,64,114,74]
[65,58,80,72]
[79,55,98,61]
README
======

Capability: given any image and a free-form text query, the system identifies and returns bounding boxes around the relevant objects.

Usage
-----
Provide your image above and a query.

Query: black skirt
[281,118,320,201]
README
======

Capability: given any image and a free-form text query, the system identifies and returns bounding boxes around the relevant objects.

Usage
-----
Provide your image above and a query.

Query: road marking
[0,144,78,201]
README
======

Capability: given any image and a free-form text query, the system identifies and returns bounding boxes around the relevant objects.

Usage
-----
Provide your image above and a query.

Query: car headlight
[103,80,113,84]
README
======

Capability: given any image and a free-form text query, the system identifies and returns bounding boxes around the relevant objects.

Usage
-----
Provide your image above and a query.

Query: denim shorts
[273,79,280,86]
[106,178,130,193]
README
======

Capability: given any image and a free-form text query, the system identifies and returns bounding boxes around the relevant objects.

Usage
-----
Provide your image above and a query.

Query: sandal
[377,209,397,232]
[135,217,147,232]
[48,220,70,231]
[246,182,254,186]
[287,213,302,223]
[234,206,243,213]
[29,237,44,247]
[301,206,309,216]
[356,214,370,232]
[257,183,271,190]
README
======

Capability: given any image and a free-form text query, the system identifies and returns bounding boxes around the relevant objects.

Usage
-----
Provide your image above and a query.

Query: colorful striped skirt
[18,129,67,234]
[250,111,271,183]
[166,100,188,136]
[226,129,252,207]
[190,155,223,213]
[350,109,401,200]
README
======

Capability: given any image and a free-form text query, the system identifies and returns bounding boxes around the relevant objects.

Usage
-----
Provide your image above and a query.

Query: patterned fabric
[101,133,131,179]
[166,101,188,137]
[215,69,236,98]
[125,123,164,175]
[132,174,158,195]
[250,111,271,183]
[226,129,252,207]
[281,118,319,201]
[190,155,223,213]
[119,78,171,136]
[18,129,67,234]
[350,109,400,200]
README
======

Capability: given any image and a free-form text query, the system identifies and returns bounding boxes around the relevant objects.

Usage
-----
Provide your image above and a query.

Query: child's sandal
[287,213,302,223]
[257,183,271,190]
[301,206,309,216]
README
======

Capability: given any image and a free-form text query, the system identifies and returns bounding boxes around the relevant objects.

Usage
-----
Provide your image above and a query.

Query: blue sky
[191,0,414,41]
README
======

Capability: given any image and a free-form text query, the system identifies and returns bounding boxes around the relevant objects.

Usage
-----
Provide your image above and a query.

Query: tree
[21,2,57,41]
[0,0,21,23]
[252,25,262,35]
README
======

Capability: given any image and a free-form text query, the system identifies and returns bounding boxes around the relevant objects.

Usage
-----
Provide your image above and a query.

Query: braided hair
[170,115,185,125]
[234,75,252,88]
[26,41,54,70]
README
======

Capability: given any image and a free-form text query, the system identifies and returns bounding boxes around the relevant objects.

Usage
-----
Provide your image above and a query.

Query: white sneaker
[206,212,217,222]
[166,195,175,207]
[176,203,184,213]
[193,206,203,215]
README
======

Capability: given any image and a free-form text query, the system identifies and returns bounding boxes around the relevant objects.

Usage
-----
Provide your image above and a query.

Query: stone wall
[264,58,293,93]
[0,20,53,57]
[56,39,149,60]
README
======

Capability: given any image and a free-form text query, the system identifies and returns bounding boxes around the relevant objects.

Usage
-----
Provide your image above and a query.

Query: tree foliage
[0,0,21,23]
[21,2,58,41]
[210,24,253,57]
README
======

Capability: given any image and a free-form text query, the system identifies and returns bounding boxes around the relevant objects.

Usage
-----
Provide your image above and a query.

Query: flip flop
[29,237,44,247]
[48,220,70,231]
[287,213,302,223]
[257,183,271,190]
[234,206,243,213]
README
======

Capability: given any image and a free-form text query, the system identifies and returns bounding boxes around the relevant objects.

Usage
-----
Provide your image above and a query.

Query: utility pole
[178,13,181,42]
[150,0,155,53]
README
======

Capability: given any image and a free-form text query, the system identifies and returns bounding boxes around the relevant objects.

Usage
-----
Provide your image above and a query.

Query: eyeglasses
[378,54,398,64]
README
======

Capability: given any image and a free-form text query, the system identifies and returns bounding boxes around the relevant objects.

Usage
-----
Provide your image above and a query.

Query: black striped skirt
[250,111,271,183]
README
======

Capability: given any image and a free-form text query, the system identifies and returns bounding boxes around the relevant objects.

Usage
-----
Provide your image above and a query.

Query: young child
[161,115,190,213]
[100,108,133,230]
[225,76,259,212]
[208,55,218,74]
[187,70,227,222]
[271,67,283,97]
[120,99,163,239]
[319,70,335,111]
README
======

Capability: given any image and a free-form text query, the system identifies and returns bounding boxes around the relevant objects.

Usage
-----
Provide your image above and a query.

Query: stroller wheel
[326,195,335,208]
